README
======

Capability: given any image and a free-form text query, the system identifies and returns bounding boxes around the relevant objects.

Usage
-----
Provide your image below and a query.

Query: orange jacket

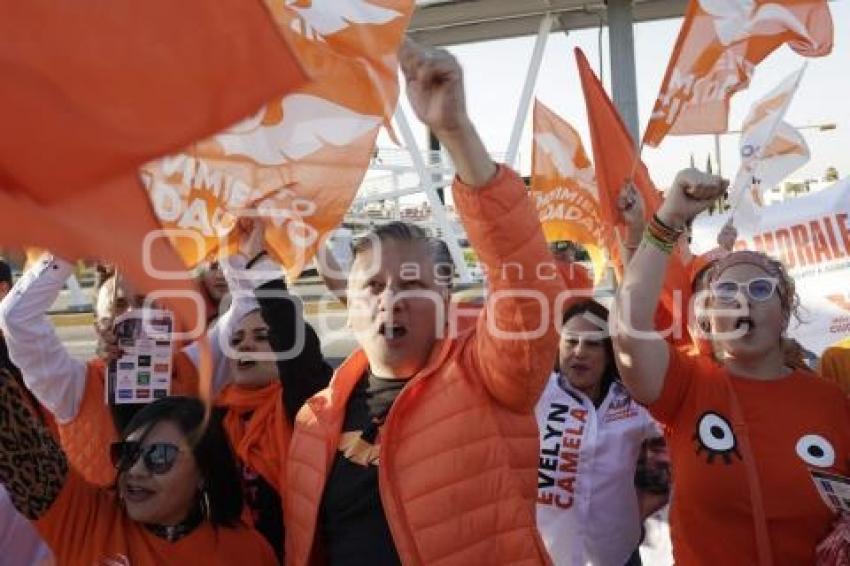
[285,167,565,565]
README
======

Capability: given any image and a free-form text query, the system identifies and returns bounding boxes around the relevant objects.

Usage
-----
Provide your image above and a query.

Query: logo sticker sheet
[107,309,173,405]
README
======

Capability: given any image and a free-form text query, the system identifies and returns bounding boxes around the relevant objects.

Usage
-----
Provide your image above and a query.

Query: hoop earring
[200,489,212,521]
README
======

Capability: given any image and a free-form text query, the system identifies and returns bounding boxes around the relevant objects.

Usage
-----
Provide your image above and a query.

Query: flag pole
[505,13,553,170]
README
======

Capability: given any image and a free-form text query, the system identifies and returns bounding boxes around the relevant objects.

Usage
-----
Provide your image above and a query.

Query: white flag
[730,65,807,228]
[756,121,810,188]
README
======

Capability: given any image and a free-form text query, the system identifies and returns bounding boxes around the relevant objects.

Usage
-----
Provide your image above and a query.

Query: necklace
[144,506,203,542]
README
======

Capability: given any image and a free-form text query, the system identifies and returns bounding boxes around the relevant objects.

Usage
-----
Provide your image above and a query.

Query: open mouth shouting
[378,322,408,341]
[236,358,258,370]
[734,316,756,336]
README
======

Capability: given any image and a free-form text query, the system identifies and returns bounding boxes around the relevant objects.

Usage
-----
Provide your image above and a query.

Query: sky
[390,0,850,191]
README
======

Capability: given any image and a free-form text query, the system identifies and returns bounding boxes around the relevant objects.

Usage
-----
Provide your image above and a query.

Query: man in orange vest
[285,41,566,566]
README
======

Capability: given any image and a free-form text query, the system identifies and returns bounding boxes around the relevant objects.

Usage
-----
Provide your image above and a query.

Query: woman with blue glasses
[613,168,850,565]
[0,380,277,565]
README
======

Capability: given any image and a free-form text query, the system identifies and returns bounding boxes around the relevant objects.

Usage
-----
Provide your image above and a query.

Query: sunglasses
[550,241,572,252]
[110,441,182,475]
[711,277,778,304]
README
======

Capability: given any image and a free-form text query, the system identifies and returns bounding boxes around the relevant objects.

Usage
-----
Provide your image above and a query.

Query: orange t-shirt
[650,346,850,565]
[36,471,277,566]
[819,338,850,395]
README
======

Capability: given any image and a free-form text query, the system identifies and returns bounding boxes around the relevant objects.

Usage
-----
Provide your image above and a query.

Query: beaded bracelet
[643,227,676,254]
[649,213,684,241]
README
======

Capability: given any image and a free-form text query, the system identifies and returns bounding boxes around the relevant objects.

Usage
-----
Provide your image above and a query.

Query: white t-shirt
[0,486,52,565]
[535,373,660,566]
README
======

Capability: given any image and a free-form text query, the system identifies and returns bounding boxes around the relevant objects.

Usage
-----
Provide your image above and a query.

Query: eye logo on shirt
[694,412,742,464]
[796,434,835,468]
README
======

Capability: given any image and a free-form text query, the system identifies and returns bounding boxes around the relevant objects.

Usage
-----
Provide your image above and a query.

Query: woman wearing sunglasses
[613,168,850,565]
[0,374,277,565]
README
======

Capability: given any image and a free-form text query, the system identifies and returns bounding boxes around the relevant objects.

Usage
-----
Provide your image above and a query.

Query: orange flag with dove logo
[530,99,607,282]
[143,0,415,278]
[643,0,832,147]
[0,0,306,332]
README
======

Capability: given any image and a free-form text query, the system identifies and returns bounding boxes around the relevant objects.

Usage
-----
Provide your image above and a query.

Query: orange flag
[643,0,832,146]
[0,1,307,331]
[143,0,415,279]
[576,49,692,344]
[575,49,663,278]
[530,99,607,282]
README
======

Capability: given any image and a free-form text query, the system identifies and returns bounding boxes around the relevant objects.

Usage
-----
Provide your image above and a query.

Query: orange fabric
[576,49,692,341]
[36,470,276,566]
[59,354,199,487]
[649,345,850,565]
[644,0,832,146]
[819,338,850,394]
[576,47,661,279]
[285,167,563,566]
[0,1,305,329]
[142,1,414,278]
[217,382,291,494]
[530,99,607,281]
[449,300,483,335]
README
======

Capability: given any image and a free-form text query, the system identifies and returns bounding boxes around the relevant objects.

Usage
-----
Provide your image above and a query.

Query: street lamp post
[711,122,837,177]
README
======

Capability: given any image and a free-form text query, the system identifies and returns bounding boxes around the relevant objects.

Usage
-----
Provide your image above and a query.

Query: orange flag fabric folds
[643,0,832,147]
[576,49,692,345]
[143,0,415,279]
[575,49,663,279]
[0,0,306,328]
[530,99,607,282]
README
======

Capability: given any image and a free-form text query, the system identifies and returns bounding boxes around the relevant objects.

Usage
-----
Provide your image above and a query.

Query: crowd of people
[0,40,849,566]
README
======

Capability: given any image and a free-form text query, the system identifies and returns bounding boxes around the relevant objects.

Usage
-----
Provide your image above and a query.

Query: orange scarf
[217,382,290,494]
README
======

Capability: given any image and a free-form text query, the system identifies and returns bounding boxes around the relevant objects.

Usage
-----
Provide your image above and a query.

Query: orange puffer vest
[58,353,199,486]
[285,166,564,565]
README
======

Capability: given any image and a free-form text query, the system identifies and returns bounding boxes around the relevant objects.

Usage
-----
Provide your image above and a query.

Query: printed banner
[692,177,850,355]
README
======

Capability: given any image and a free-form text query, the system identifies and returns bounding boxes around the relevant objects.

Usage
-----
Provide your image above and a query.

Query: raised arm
[0,255,86,423]
[613,169,725,404]
[400,39,496,188]
[0,369,68,520]
[400,40,564,412]
[183,218,286,394]
[617,182,646,266]
[183,253,275,395]
[316,239,349,306]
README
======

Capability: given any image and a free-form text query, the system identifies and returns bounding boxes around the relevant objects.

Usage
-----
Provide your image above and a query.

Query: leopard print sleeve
[0,369,68,519]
